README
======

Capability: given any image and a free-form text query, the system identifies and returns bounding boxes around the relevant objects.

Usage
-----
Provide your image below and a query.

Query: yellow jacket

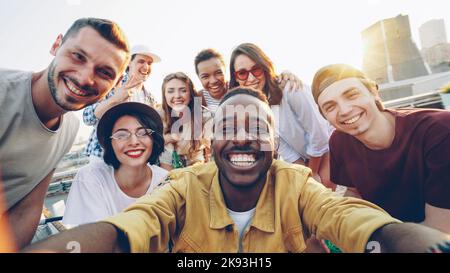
[103,160,400,253]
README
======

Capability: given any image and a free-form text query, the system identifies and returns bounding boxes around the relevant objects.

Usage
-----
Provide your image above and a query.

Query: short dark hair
[194,48,226,75]
[61,17,129,53]
[103,113,164,169]
[220,87,269,106]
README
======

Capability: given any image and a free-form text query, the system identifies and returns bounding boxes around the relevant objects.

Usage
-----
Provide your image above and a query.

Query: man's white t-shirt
[227,207,256,252]
[62,161,168,227]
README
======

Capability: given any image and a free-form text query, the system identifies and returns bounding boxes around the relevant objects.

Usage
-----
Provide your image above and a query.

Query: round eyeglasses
[110,128,154,141]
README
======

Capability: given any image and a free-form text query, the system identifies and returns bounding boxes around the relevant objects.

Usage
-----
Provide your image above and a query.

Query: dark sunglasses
[235,65,264,81]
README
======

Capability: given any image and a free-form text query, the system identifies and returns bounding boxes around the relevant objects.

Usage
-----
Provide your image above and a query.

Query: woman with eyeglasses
[229,43,333,184]
[158,72,210,171]
[63,102,168,227]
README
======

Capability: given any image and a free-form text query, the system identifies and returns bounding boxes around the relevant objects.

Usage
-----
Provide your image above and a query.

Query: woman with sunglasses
[194,48,303,115]
[158,72,209,171]
[229,43,333,183]
[63,102,168,227]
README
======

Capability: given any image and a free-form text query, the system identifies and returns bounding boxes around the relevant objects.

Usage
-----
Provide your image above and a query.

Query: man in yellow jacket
[25,88,449,253]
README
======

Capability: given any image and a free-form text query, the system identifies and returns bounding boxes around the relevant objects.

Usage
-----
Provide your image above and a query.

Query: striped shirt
[200,89,221,114]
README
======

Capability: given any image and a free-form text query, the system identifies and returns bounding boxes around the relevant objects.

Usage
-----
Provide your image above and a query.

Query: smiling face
[196,57,227,100]
[164,78,191,113]
[128,54,153,82]
[233,54,266,92]
[213,94,274,189]
[111,115,154,168]
[317,77,383,137]
[48,26,129,111]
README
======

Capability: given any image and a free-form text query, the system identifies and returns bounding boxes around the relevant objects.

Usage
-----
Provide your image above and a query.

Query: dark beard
[48,60,72,111]
[47,61,87,111]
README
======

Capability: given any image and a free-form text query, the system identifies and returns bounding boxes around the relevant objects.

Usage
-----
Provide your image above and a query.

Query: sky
[1,0,449,141]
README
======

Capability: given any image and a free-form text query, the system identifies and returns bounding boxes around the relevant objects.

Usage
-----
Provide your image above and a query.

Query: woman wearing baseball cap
[63,102,167,227]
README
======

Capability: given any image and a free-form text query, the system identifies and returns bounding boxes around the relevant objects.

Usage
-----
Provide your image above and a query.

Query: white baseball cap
[131,44,161,63]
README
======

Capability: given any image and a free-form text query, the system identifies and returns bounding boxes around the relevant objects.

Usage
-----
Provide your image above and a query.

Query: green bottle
[172,150,184,169]
[324,239,342,253]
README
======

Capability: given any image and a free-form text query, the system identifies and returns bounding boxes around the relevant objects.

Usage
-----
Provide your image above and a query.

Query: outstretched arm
[22,222,129,253]
[299,175,401,253]
[299,175,450,253]
[368,222,450,253]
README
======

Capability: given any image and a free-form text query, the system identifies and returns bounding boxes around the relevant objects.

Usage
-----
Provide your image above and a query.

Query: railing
[383,90,444,109]
[38,154,87,240]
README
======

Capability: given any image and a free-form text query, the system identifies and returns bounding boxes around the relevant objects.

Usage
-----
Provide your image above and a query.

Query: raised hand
[276,70,303,91]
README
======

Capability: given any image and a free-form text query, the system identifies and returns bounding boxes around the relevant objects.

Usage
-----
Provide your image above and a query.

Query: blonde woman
[158,72,209,170]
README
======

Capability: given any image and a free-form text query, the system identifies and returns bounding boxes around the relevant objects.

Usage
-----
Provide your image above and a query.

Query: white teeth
[126,150,143,156]
[229,154,256,167]
[232,161,253,167]
[343,114,361,125]
[65,79,88,97]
